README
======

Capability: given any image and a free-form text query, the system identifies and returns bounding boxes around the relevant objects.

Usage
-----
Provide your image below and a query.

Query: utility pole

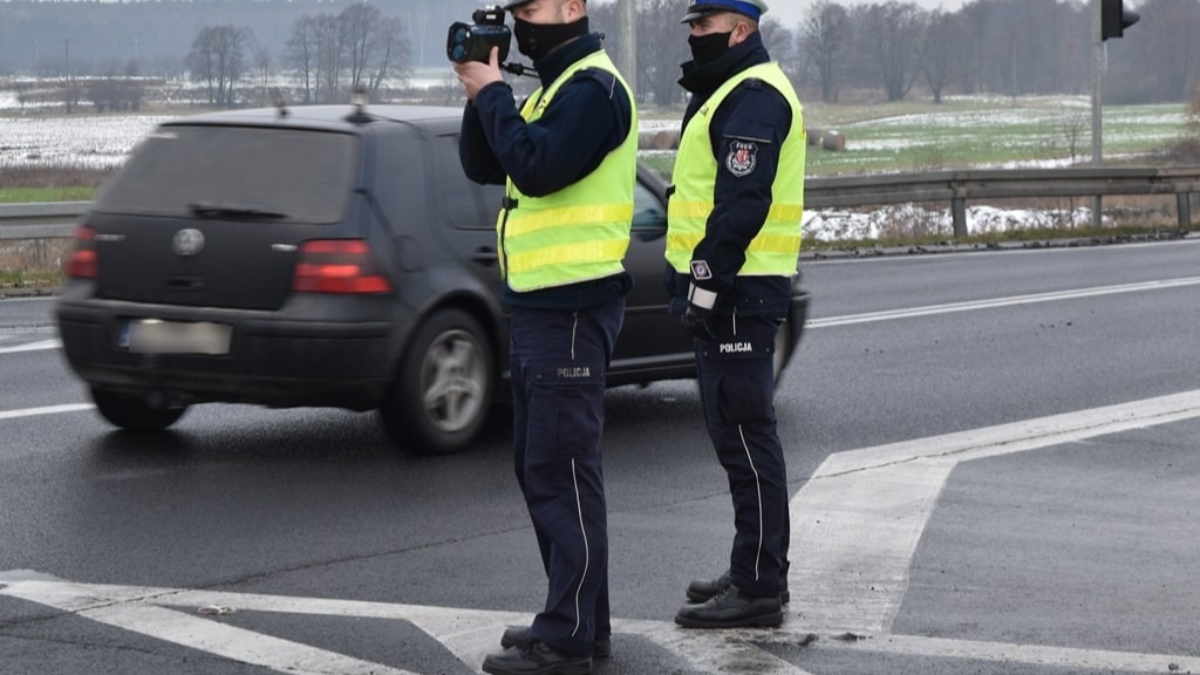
[1090,0,1103,229]
[618,0,637,102]
[63,39,73,114]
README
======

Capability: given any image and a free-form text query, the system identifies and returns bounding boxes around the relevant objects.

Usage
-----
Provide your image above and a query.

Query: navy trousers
[694,313,790,600]
[509,299,623,657]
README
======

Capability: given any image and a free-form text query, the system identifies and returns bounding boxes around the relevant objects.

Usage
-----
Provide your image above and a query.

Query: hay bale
[822,130,846,152]
[652,130,680,150]
[806,128,822,146]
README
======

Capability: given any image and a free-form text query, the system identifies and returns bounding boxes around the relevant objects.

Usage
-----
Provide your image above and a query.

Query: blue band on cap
[699,0,762,20]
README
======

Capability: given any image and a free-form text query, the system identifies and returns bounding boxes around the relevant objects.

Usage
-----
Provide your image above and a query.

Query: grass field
[638,95,1192,180]
[0,95,1193,208]
[0,187,95,203]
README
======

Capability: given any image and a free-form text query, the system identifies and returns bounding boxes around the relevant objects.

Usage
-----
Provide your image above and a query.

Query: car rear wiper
[187,202,290,220]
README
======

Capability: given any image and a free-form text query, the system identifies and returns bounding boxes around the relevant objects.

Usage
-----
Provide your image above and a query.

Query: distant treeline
[1,0,1197,105]
[0,0,480,74]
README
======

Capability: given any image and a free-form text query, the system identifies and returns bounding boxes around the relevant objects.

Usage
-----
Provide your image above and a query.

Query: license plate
[121,319,232,355]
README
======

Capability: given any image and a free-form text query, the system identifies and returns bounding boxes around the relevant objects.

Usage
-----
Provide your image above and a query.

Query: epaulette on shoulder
[571,68,618,99]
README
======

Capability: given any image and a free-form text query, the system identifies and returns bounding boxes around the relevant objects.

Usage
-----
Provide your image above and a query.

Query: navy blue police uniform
[460,31,633,661]
[666,29,794,610]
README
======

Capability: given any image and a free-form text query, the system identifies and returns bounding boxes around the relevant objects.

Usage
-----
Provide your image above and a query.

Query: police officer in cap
[664,0,806,629]
[454,0,637,672]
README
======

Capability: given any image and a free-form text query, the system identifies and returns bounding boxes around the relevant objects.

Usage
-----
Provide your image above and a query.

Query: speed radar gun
[446,5,537,77]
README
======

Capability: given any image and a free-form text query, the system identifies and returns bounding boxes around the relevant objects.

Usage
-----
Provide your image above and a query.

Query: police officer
[664,0,805,629]
[455,0,637,672]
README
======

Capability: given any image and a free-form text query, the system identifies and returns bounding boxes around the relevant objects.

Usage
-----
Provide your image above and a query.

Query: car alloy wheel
[420,328,488,433]
[380,308,494,454]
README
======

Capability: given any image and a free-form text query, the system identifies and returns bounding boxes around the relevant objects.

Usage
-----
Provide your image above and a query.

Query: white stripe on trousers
[737,424,765,582]
[570,458,590,637]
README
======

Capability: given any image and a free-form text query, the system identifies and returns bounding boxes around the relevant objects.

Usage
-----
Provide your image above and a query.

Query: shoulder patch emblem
[691,260,713,281]
[726,140,758,178]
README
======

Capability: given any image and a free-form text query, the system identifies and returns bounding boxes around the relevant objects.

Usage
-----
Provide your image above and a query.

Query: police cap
[502,0,587,11]
[680,0,768,23]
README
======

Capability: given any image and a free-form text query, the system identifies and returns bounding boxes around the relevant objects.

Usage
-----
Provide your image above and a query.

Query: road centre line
[0,403,93,420]
[847,634,1199,673]
[807,276,1200,328]
[4,276,1199,357]
[0,338,61,355]
[806,236,1200,266]
[788,388,1200,637]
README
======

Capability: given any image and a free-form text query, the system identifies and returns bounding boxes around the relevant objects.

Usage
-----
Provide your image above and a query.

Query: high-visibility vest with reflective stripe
[498,51,638,292]
[666,62,805,277]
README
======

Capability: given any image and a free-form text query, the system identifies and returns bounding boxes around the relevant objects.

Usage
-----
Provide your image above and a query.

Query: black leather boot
[674,586,784,629]
[481,638,592,675]
[500,626,611,659]
[685,564,790,604]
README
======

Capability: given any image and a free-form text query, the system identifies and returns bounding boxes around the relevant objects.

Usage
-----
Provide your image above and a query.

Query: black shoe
[482,639,593,675]
[674,586,784,629]
[685,567,790,605]
[500,626,611,659]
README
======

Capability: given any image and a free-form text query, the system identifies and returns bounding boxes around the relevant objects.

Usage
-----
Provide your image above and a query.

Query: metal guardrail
[0,201,90,240]
[804,166,1199,236]
[2,166,1197,240]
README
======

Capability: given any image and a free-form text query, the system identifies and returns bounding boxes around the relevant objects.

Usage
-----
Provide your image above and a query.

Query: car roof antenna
[270,87,289,118]
[345,85,373,124]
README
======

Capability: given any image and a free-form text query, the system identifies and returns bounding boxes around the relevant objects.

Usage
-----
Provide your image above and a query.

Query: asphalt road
[2,238,1199,675]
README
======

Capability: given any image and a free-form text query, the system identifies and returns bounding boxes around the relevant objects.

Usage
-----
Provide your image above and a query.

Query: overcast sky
[591,0,969,29]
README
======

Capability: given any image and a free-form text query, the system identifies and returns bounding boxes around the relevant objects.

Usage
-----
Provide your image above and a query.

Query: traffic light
[1101,0,1139,40]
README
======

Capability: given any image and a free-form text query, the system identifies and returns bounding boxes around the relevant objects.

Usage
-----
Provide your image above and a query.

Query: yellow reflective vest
[666,61,805,277]
[498,51,639,292]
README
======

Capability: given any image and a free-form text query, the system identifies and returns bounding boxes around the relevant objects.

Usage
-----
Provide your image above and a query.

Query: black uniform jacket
[459,33,635,310]
[665,31,795,318]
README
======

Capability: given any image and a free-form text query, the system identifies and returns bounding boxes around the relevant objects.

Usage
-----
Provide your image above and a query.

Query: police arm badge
[725,140,758,178]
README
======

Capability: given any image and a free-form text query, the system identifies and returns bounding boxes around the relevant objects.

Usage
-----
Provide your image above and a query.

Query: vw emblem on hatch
[172,229,205,257]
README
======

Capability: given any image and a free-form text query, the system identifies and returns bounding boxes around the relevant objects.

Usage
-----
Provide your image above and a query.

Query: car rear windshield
[94,124,358,224]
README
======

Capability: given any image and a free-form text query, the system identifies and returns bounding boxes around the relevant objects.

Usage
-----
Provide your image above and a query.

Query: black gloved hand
[681,303,716,341]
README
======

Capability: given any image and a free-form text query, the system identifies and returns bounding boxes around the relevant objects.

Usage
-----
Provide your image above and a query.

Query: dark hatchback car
[56,103,808,454]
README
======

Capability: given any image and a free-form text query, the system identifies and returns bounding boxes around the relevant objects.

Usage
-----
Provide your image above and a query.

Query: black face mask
[688,31,733,66]
[513,16,590,62]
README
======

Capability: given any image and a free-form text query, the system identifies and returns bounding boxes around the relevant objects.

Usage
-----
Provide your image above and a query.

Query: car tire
[90,388,187,432]
[379,308,494,455]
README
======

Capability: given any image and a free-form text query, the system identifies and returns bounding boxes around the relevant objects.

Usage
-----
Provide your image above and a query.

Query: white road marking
[90,604,423,675]
[788,388,1200,636]
[0,403,93,420]
[3,573,1197,675]
[808,276,1200,328]
[0,338,61,354]
[850,634,1199,673]
[806,237,1200,266]
[3,274,1199,357]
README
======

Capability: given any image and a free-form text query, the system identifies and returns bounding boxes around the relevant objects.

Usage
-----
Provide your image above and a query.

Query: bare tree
[1130,0,1200,100]
[286,15,318,104]
[919,9,960,104]
[253,44,272,103]
[637,0,691,107]
[369,16,412,94]
[958,0,989,95]
[804,0,850,103]
[187,25,252,107]
[187,27,219,105]
[316,14,344,103]
[760,17,795,75]
[864,2,924,102]
[340,3,377,94]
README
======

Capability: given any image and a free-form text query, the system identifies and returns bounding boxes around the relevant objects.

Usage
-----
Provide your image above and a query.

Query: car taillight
[65,225,98,279]
[292,239,393,294]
